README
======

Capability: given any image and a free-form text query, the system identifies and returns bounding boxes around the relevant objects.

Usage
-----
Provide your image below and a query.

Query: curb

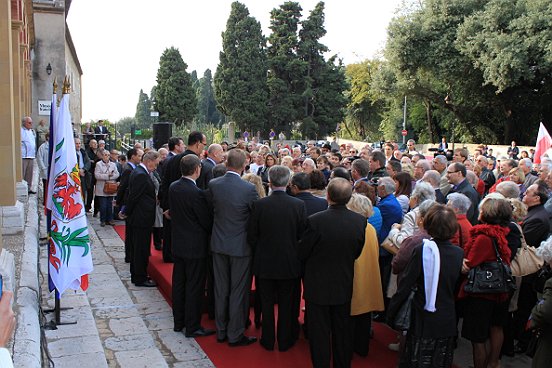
[12,194,41,367]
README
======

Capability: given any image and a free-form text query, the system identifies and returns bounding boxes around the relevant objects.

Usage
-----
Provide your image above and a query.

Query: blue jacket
[377,194,403,255]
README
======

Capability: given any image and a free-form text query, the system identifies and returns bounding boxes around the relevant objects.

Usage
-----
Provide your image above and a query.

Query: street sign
[150,111,159,117]
[135,129,142,135]
[401,129,408,136]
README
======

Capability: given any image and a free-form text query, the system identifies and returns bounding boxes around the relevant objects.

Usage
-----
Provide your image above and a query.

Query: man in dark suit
[298,178,365,367]
[160,132,207,263]
[207,149,259,347]
[290,173,327,216]
[168,155,215,337]
[248,165,307,351]
[197,143,224,190]
[116,148,143,263]
[122,150,160,287]
[75,138,91,203]
[446,162,480,225]
[94,120,109,141]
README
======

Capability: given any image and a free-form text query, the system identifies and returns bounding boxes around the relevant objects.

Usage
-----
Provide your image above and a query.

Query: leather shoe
[217,336,227,343]
[135,280,157,287]
[100,222,106,227]
[228,335,257,347]
[107,221,116,226]
[185,327,215,338]
[173,326,184,332]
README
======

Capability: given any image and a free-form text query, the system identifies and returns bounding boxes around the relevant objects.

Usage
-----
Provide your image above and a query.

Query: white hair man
[519,158,538,187]
[21,116,36,193]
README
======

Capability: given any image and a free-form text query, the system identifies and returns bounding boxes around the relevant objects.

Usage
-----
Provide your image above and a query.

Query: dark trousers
[351,312,372,357]
[307,301,352,368]
[379,254,393,314]
[124,219,133,263]
[291,277,303,340]
[162,217,173,262]
[152,227,163,248]
[206,253,215,319]
[172,257,207,332]
[212,253,251,343]
[130,226,152,284]
[513,277,538,349]
[86,176,96,211]
[259,278,296,350]
[98,196,113,222]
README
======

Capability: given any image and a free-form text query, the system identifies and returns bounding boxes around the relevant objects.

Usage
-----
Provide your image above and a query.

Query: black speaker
[153,122,172,149]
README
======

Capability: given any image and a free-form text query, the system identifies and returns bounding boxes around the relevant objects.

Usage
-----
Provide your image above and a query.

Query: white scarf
[422,239,440,312]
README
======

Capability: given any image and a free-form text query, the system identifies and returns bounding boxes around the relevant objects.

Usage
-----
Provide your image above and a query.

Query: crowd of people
[26,118,552,367]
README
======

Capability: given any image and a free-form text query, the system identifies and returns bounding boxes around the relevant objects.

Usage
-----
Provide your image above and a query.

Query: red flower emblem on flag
[51,171,83,220]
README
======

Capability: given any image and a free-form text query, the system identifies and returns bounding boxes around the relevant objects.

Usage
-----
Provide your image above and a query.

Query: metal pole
[402,95,407,145]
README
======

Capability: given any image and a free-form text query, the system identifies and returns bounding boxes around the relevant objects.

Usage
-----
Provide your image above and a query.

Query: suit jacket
[248,191,307,279]
[197,157,215,190]
[522,204,551,248]
[298,205,365,305]
[160,149,197,210]
[116,164,135,207]
[169,178,212,259]
[449,179,480,225]
[207,172,259,257]
[76,148,91,190]
[94,125,108,140]
[295,191,328,216]
[125,165,156,228]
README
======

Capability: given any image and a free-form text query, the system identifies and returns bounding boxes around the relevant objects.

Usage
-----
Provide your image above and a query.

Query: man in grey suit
[207,149,259,346]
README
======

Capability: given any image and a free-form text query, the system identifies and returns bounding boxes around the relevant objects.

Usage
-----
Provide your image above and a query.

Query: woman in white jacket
[94,149,119,226]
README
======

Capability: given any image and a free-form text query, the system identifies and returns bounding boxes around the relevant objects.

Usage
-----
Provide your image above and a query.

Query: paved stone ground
[39,211,213,368]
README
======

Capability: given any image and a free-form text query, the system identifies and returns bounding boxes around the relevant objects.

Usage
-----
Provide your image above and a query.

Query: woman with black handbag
[387,204,463,367]
[459,197,513,368]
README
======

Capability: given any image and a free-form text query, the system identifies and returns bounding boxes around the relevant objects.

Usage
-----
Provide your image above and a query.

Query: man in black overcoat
[248,165,307,351]
[299,178,365,367]
[168,155,214,337]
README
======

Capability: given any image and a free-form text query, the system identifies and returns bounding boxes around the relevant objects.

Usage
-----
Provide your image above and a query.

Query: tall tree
[298,2,347,138]
[267,1,306,136]
[214,1,268,134]
[134,89,152,130]
[155,47,197,126]
[196,69,223,126]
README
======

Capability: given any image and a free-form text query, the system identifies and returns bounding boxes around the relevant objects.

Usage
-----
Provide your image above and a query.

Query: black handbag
[533,263,552,294]
[389,287,417,331]
[464,238,516,294]
[526,329,541,358]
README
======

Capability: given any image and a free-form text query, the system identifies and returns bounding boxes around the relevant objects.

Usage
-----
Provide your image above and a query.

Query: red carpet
[113,225,399,367]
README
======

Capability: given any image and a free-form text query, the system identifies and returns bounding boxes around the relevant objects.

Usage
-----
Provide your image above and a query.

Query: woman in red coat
[460,197,512,368]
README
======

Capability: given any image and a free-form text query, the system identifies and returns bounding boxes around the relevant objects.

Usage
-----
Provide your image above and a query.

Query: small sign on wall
[38,100,51,115]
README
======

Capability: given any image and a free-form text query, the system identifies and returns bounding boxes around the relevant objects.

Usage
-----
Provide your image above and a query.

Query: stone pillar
[227,122,235,143]
[0,0,16,207]
[12,15,22,182]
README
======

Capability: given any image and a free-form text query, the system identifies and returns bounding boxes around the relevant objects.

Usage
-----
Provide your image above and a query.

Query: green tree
[297,1,348,138]
[214,1,268,134]
[196,69,223,126]
[134,89,152,130]
[267,1,306,136]
[155,47,197,126]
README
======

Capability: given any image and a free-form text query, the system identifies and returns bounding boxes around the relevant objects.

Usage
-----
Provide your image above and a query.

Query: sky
[66,0,404,123]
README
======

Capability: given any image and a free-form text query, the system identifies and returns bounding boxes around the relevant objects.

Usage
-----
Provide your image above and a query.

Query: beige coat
[94,160,119,197]
[351,223,385,315]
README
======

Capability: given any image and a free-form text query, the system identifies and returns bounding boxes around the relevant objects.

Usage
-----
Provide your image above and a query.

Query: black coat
[125,165,156,228]
[298,205,365,305]
[116,164,134,207]
[168,178,211,259]
[388,240,464,338]
[248,191,307,279]
[196,158,215,190]
[522,204,551,248]
[449,179,480,225]
[159,149,198,210]
[294,191,328,217]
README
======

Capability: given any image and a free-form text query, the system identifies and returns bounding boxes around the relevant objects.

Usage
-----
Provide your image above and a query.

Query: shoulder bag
[388,287,417,331]
[510,223,544,277]
[464,238,516,294]
[103,164,119,195]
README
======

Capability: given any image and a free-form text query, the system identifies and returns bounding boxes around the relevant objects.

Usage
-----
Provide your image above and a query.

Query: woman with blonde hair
[509,167,527,198]
[242,173,266,199]
[346,193,384,356]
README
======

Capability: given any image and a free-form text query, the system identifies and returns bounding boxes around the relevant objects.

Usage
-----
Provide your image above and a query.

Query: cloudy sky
[67,0,404,123]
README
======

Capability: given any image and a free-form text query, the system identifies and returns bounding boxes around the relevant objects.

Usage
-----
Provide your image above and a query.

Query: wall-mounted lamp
[46,63,52,76]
